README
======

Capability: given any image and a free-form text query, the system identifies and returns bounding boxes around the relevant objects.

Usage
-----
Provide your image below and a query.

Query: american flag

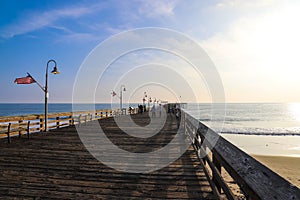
[14,76,36,84]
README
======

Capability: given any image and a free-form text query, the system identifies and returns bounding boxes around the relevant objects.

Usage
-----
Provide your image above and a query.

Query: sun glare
[252,5,300,70]
[288,103,300,121]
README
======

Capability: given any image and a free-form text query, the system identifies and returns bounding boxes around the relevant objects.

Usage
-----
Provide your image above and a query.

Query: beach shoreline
[252,155,300,188]
[221,133,300,189]
[221,134,300,157]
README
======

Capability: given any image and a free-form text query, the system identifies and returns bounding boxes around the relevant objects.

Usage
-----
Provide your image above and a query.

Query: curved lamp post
[112,85,126,114]
[15,59,60,132]
[45,60,60,131]
[143,92,147,112]
[120,85,126,112]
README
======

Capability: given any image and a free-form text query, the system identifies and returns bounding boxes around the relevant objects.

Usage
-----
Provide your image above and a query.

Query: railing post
[183,112,186,135]
[69,115,73,126]
[199,127,207,165]
[40,118,44,132]
[78,115,81,126]
[85,115,87,126]
[56,116,60,128]
[7,123,11,143]
[213,153,222,193]
[18,120,23,138]
[27,121,30,139]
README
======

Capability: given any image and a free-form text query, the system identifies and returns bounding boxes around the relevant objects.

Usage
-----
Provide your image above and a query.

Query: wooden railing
[0,108,138,143]
[181,109,300,200]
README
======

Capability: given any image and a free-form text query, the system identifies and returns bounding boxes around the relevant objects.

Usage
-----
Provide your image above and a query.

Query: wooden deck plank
[0,113,216,199]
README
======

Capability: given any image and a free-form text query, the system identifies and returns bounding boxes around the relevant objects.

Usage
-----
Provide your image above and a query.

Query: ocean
[0,103,137,117]
[184,103,300,157]
[185,103,300,136]
[1,103,300,136]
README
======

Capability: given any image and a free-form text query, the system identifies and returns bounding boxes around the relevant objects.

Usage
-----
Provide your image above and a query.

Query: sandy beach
[221,134,300,188]
[252,155,300,188]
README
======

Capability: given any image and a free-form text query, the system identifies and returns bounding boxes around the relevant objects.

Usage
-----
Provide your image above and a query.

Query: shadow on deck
[0,113,215,199]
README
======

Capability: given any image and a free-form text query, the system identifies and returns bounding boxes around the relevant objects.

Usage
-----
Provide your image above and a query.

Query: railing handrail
[0,107,139,142]
[181,109,300,199]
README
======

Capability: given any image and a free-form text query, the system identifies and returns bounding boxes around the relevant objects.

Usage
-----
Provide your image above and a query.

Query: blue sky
[1,0,300,103]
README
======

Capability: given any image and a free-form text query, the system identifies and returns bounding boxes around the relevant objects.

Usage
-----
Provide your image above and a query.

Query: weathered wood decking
[0,113,216,199]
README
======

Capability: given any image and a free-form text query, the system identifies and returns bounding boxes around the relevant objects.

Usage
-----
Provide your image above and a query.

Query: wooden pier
[0,106,299,200]
[0,112,215,199]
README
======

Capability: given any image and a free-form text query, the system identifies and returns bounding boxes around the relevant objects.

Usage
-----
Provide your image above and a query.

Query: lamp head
[51,66,60,74]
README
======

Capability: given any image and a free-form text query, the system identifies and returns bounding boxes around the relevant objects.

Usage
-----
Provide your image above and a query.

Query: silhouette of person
[151,105,156,118]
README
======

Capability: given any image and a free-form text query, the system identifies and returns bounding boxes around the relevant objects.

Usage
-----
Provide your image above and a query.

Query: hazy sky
[0,0,299,103]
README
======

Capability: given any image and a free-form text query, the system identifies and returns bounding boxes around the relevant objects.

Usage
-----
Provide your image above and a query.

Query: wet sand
[252,155,300,188]
[221,134,300,157]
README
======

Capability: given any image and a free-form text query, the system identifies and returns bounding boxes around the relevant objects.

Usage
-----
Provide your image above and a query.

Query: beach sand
[252,155,300,188]
[221,134,300,188]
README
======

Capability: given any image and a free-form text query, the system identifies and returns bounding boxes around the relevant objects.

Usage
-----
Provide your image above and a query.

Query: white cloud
[215,0,279,10]
[104,24,134,35]
[56,32,102,43]
[0,3,104,38]
[137,0,178,18]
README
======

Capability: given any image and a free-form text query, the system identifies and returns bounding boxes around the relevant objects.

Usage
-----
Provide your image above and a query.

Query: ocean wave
[219,131,300,136]
[204,125,300,136]
[199,118,260,122]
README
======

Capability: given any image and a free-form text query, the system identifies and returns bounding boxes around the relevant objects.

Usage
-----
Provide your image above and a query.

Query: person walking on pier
[158,104,162,117]
[138,104,143,113]
[151,105,156,118]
